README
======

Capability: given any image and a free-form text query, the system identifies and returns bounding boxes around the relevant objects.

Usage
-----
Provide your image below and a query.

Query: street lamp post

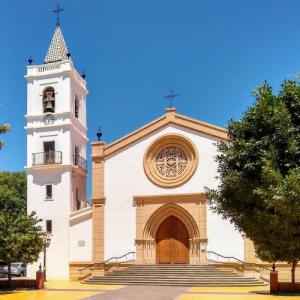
[43,237,51,282]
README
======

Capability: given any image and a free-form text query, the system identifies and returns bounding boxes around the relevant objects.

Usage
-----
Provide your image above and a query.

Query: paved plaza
[1,281,300,300]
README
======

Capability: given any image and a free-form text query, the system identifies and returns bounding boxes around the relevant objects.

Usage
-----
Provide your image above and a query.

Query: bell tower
[25,19,88,279]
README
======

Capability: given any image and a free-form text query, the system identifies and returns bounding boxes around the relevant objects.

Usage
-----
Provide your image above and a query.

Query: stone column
[91,141,106,263]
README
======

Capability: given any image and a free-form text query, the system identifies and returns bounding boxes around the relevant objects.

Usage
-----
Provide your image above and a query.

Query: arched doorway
[156,216,189,264]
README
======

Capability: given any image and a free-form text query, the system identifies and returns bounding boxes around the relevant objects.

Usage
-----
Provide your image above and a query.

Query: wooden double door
[156,216,189,264]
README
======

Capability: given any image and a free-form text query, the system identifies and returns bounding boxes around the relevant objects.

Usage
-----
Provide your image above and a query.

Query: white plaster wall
[27,170,71,279]
[71,174,87,212]
[27,74,71,116]
[25,62,88,279]
[70,127,87,160]
[207,208,244,259]
[70,80,87,126]
[104,124,244,260]
[70,218,92,262]
[27,128,71,166]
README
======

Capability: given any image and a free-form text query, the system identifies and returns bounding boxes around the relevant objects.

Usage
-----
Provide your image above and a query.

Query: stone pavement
[82,285,188,300]
[1,281,300,300]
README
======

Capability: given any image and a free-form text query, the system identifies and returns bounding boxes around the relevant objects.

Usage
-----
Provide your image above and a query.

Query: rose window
[144,134,198,188]
[155,146,188,178]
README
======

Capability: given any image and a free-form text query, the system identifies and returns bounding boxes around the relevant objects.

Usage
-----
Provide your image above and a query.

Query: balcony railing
[32,151,62,166]
[73,154,87,172]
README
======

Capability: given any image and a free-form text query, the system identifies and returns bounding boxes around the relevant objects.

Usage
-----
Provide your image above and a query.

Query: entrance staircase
[84,264,266,286]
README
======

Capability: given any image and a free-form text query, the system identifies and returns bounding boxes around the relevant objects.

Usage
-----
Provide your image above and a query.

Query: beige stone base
[69,262,92,281]
[274,265,300,282]
[211,262,300,283]
[134,193,208,264]
[244,238,300,282]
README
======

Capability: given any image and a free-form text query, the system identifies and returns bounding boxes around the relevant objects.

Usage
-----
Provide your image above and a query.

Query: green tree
[207,80,300,283]
[0,172,26,209]
[0,172,45,288]
[0,121,10,149]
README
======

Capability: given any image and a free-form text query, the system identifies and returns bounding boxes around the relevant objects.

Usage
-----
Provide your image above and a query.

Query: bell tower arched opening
[43,86,55,113]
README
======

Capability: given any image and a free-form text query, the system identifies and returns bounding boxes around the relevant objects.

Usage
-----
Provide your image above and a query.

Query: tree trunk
[7,263,11,289]
[291,260,297,284]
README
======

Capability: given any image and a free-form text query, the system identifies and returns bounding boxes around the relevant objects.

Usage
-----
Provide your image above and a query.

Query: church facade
[26,22,250,280]
[90,109,244,267]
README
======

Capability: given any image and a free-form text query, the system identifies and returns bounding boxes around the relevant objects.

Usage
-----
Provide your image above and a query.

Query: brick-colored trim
[91,142,105,263]
[92,197,105,205]
[103,108,228,157]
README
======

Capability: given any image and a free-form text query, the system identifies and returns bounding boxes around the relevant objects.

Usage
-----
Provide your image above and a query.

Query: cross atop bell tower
[44,6,69,64]
[53,5,64,26]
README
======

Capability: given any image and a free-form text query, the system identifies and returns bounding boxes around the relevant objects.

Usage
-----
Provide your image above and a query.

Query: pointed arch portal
[135,197,207,265]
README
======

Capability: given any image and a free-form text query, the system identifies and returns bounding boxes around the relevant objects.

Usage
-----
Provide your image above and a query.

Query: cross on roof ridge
[165,90,179,108]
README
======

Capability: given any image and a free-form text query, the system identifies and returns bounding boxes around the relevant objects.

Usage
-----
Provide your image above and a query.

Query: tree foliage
[0,172,26,209]
[0,119,10,149]
[207,80,300,283]
[0,172,45,287]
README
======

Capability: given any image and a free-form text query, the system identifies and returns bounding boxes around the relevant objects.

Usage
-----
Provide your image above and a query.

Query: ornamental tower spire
[44,5,70,64]
[44,26,69,63]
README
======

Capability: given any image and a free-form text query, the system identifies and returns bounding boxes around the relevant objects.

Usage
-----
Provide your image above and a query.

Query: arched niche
[43,86,55,113]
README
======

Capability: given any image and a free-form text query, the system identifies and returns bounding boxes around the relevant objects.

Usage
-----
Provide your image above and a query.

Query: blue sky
[0,0,300,197]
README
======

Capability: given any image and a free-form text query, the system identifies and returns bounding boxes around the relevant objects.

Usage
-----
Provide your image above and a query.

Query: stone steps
[94,274,240,277]
[84,264,266,287]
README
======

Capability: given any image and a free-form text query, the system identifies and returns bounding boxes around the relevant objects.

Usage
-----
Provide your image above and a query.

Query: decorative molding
[39,134,59,137]
[39,81,59,86]
[92,198,105,205]
[103,108,228,157]
[143,134,198,188]
[70,206,92,218]
[25,111,88,135]
[143,203,200,240]
[69,207,92,226]
[25,164,73,172]
[133,192,206,206]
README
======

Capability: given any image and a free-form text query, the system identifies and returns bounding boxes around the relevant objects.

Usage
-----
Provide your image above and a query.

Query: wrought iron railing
[207,250,272,276]
[32,151,62,166]
[78,251,136,280]
[73,154,87,172]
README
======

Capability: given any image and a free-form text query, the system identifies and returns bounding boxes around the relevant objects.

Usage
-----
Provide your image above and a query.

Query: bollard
[270,271,278,294]
[36,271,45,289]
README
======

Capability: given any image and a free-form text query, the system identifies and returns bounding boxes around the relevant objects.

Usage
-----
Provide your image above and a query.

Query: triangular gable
[104,108,228,156]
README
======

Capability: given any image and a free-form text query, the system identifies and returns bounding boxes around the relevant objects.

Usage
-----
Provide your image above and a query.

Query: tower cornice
[25,60,87,92]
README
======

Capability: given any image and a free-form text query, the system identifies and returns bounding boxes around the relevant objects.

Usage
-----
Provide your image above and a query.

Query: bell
[44,101,54,113]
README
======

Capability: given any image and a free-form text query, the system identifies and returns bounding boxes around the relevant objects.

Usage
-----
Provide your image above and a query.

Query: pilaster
[91,141,106,263]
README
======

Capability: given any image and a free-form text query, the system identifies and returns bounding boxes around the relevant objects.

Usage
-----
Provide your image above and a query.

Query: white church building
[25,22,253,280]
